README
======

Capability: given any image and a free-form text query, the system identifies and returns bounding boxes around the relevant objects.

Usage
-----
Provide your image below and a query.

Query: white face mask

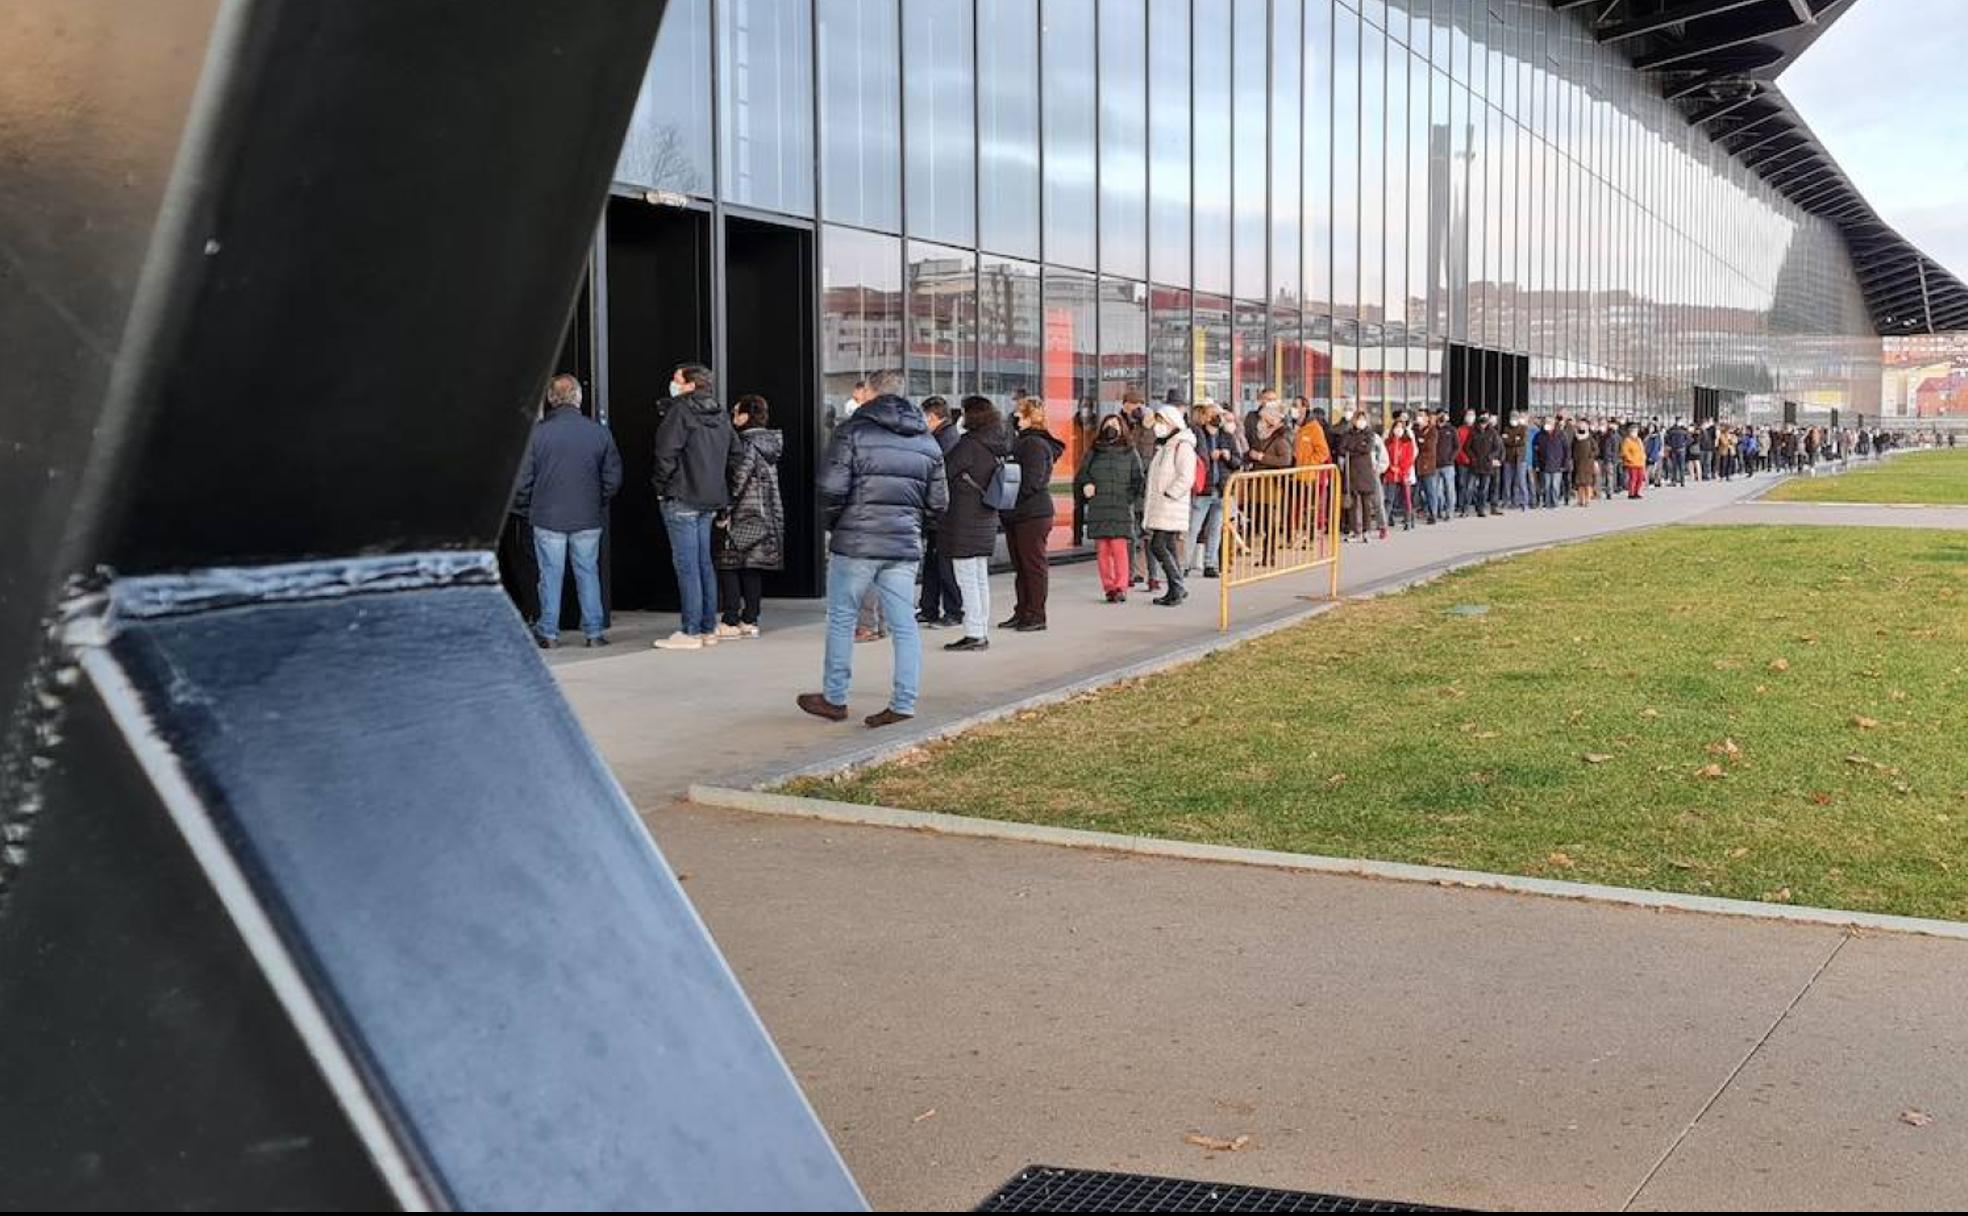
[1153,422,1172,438]
[670,380,688,398]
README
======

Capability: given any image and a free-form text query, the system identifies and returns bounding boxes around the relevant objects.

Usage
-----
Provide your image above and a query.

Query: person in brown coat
[1415,412,1442,524]
[1571,421,1598,506]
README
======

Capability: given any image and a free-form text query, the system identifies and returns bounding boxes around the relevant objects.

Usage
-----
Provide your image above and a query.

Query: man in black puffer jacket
[798,370,949,730]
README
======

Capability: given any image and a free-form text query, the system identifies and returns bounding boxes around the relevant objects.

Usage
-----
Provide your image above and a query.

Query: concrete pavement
[546,470,1968,1211]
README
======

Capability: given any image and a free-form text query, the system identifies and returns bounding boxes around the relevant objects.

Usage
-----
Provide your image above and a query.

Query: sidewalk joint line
[1621,932,1851,1211]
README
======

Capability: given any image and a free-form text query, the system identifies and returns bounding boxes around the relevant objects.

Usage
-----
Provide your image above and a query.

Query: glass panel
[1099,277,1149,405]
[1149,285,1194,402]
[617,0,713,195]
[1194,0,1233,294]
[1234,297,1268,413]
[980,255,1043,405]
[1304,1,1333,329]
[1271,0,1302,308]
[1043,0,1098,269]
[979,0,1040,256]
[719,0,815,215]
[1334,5,1360,324]
[1148,0,1192,287]
[819,0,901,232]
[904,0,976,245]
[821,227,901,414]
[906,242,977,400]
[1041,266,1098,550]
[1232,0,1268,300]
[1100,0,1148,279]
[1195,291,1233,404]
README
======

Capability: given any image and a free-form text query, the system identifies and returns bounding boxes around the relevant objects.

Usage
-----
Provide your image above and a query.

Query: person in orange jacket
[1619,424,1647,500]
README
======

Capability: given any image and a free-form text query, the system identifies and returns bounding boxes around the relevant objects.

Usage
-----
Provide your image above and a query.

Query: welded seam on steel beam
[70,550,500,629]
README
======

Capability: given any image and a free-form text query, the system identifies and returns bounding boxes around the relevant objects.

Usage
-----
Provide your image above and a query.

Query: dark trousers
[1005,515,1051,624]
[918,540,962,620]
[1147,529,1184,591]
[717,568,763,626]
[1469,470,1497,516]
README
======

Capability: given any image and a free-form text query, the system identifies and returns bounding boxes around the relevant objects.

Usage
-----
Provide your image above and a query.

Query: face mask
[670,380,688,398]
[1153,422,1172,438]
[1355,418,1368,429]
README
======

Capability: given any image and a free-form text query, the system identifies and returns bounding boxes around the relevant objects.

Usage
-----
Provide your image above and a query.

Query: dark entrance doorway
[606,196,713,611]
[723,215,819,597]
[1445,342,1529,426]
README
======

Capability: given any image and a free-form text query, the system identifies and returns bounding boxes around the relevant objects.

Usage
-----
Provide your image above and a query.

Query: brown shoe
[797,693,848,722]
[864,707,914,729]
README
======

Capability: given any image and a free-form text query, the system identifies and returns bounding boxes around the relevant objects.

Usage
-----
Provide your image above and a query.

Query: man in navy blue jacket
[799,370,949,729]
[512,374,622,648]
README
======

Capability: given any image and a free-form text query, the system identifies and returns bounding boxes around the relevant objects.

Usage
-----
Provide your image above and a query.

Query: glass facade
[617,0,1883,566]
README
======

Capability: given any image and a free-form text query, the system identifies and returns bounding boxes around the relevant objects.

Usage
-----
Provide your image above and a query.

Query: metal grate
[978,1166,1463,1213]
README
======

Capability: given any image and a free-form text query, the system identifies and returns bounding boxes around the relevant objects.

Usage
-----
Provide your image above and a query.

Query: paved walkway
[550,472,1968,1211]
[1700,500,1968,530]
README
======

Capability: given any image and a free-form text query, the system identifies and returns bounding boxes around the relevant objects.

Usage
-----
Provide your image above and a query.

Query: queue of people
[509,362,1904,726]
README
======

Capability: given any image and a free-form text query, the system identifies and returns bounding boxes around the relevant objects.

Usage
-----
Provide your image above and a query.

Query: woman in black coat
[999,397,1066,631]
[713,395,785,637]
[937,396,1013,651]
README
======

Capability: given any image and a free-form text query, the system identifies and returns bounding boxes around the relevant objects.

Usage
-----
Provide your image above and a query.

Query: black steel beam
[1634,8,1813,71]
[0,1,865,1209]
[1598,0,1766,44]
[1688,91,1764,125]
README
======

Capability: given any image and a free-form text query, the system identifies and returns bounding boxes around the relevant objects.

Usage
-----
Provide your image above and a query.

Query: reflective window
[720,0,815,215]
[1100,0,1148,279]
[1195,292,1233,404]
[980,255,1043,405]
[1099,277,1149,403]
[617,0,713,195]
[1304,0,1332,325]
[1148,0,1191,287]
[905,0,975,245]
[906,242,977,400]
[821,226,902,411]
[1233,298,1268,413]
[1043,0,1098,269]
[819,0,901,232]
[1271,0,1301,307]
[1333,4,1360,322]
[1194,0,1232,295]
[1041,266,1098,549]
[979,0,1040,256]
[1148,285,1194,401]
[1232,0,1268,300]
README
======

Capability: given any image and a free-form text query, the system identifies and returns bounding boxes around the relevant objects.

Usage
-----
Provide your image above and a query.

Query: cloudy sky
[1780,0,1968,279]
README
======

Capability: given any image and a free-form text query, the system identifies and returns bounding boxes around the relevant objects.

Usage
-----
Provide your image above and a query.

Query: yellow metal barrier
[1217,463,1342,630]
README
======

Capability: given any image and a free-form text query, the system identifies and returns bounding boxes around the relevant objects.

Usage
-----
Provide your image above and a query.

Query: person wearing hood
[1142,404,1196,606]
[651,363,738,651]
[939,396,1012,650]
[713,395,786,638]
[1075,412,1147,602]
[1001,396,1067,631]
[798,370,949,729]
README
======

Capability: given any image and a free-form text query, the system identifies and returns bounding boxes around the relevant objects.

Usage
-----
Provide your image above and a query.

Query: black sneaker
[998,615,1024,630]
[944,636,989,652]
[939,615,964,628]
[1013,620,1048,633]
[584,635,610,648]
[535,634,558,650]
[1203,568,1219,578]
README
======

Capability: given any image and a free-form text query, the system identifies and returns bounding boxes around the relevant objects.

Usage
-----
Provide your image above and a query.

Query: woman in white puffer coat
[1142,404,1197,607]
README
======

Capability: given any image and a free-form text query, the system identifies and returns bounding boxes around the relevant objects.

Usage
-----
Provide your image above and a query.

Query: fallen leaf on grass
[1472,730,1501,740]
[1705,738,1743,758]
[1845,754,1875,767]
[1583,753,1614,764]
[1764,888,1793,904]
[1695,763,1727,779]
[1547,852,1576,869]
[1713,659,1742,670]
[1729,847,1750,859]
[1768,658,1791,673]
[1852,716,1880,731]
[1568,709,1587,723]
[1797,634,1820,645]
[1184,1133,1252,1153]
[1327,772,1348,787]
[1809,792,1835,807]
[913,1108,938,1123]
[1890,690,1909,702]
[1900,1110,1935,1128]
[1667,859,1696,871]
[1640,708,1661,719]
[1754,685,1769,695]
[1894,782,1913,796]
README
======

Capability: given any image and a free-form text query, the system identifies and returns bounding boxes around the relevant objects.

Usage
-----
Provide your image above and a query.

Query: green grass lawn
[1762,448,1968,505]
[789,525,1968,921]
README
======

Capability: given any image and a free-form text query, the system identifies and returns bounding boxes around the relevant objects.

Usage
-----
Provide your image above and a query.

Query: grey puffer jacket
[819,395,949,560]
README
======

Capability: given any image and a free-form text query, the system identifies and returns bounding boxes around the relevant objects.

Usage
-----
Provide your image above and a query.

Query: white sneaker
[652,632,703,651]
[713,623,743,640]
[738,623,761,638]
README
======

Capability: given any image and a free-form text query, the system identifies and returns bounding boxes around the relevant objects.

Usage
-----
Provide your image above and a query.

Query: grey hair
[866,368,905,397]
[546,374,582,410]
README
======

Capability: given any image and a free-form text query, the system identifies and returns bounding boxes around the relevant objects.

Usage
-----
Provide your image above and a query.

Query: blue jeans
[660,501,718,636]
[825,555,922,714]
[1505,461,1531,508]
[1541,471,1568,508]
[1185,494,1223,573]
[532,526,605,641]
[1425,468,1452,520]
